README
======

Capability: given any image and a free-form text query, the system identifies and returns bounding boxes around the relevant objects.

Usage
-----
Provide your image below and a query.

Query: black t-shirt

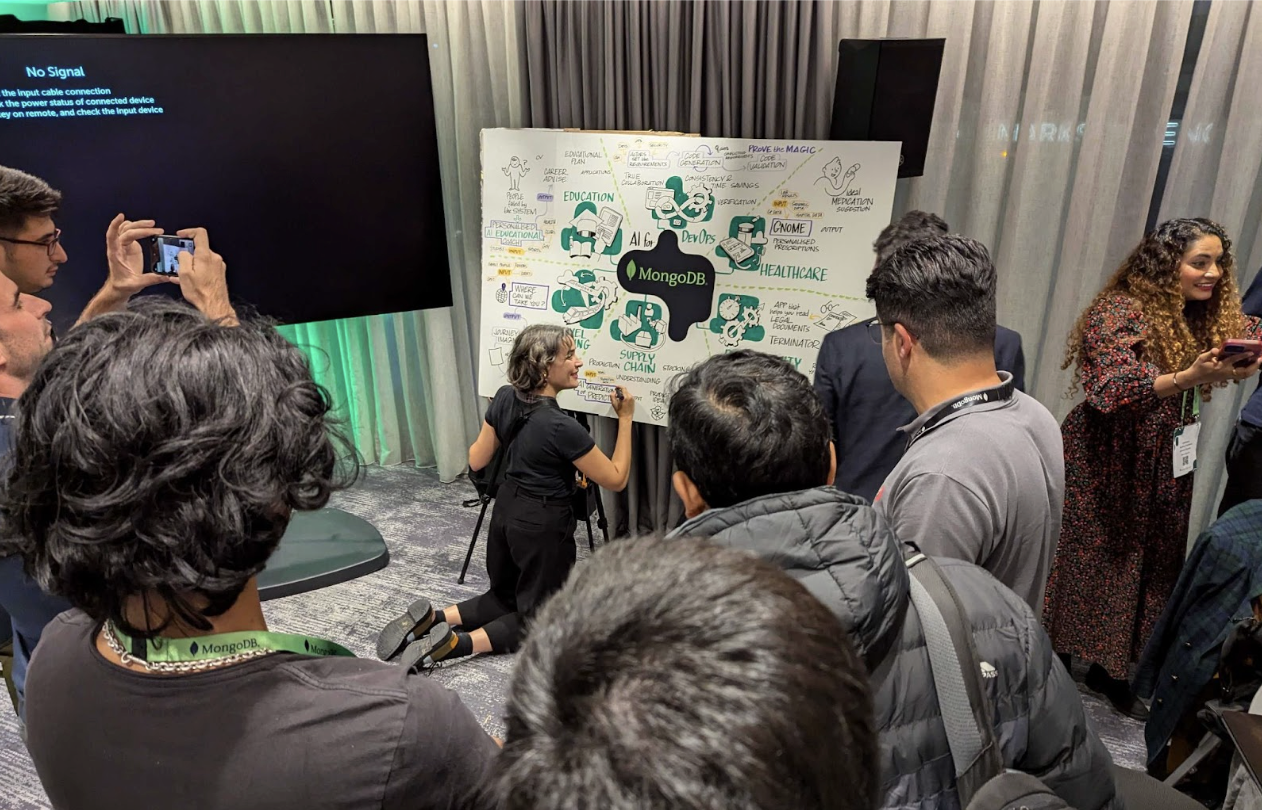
[24,611,500,810]
[485,385,595,499]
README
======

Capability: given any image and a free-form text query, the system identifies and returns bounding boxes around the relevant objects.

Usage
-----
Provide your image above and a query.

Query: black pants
[1220,420,1262,517]
[455,482,576,652]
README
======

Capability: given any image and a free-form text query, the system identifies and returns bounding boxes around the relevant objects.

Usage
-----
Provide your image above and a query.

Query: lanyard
[110,622,356,663]
[1181,386,1202,422]
[906,377,1017,448]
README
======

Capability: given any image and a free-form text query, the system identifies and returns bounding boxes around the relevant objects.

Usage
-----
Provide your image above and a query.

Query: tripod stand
[456,409,610,585]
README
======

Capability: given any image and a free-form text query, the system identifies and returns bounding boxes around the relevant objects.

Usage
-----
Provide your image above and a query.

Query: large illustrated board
[478,128,900,426]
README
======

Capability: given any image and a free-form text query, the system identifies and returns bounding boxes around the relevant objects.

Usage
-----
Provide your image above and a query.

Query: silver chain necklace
[102,621,274,674]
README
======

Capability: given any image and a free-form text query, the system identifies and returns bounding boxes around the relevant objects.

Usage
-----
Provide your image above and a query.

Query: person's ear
[673,470,709,519]
[893,323,916,359]
[827,442,837,487]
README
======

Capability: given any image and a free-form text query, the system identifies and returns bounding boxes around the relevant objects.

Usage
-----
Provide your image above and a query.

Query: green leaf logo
[627,259,637,280]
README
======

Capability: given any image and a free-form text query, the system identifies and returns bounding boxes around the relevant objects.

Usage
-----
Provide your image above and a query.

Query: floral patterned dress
[1043,294,1262,678]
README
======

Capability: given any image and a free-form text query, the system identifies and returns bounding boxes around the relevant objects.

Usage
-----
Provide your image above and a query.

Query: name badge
[1173,422,1200,478]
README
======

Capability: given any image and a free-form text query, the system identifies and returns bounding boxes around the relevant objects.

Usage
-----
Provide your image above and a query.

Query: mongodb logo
[624,258,706,287]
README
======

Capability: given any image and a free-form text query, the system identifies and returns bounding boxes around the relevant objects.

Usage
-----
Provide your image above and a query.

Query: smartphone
[151,235,194,276]
[1220,339,1262,363]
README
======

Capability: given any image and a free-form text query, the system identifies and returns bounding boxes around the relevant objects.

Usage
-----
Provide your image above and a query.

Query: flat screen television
[0,33,451,334]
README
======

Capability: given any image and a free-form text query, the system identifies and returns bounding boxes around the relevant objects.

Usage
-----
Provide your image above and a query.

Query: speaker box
[830,39,945,179]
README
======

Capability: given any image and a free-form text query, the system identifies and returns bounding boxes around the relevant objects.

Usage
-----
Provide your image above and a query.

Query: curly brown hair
[1063,217,1246,398]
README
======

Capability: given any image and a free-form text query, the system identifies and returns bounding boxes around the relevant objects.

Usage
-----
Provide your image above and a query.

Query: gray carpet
[0,464,1144,809]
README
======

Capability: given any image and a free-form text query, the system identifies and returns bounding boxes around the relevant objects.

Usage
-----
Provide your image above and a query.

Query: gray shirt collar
[898,371,1016,438]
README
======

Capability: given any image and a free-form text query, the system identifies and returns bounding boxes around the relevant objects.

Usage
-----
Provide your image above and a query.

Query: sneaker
[376,598,439,661]
[398,623,458,672]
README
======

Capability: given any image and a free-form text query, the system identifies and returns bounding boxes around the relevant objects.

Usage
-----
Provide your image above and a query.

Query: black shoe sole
[398,623,457,672]
[376,598,437,661]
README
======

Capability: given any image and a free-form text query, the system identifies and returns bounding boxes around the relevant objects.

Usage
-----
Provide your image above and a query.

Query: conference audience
[0,280,497,809]
[666,350,1118,810]
[812,210,1025,502]
[377,324,634,666]
[868,235,1063,616]
[478,535,878,810]
[1044,218,1262,720]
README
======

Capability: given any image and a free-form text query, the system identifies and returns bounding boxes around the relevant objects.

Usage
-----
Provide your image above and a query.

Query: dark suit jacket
[812,323,1025,502]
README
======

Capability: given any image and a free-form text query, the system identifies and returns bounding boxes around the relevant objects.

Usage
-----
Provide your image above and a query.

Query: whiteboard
[478,128,899,426]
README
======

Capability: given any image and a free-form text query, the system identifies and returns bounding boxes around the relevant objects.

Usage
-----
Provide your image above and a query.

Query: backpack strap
[905,551,1004,806]
[483,404,540,497]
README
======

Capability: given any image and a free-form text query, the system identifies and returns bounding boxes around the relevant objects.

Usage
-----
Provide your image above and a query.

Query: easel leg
[459,497,492,585]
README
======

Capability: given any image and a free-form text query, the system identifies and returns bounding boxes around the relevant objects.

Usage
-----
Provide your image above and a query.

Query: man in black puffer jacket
[666,350,1119,810]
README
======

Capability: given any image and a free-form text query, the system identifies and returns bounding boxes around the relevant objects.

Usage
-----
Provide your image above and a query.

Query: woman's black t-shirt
[484,385,596,499]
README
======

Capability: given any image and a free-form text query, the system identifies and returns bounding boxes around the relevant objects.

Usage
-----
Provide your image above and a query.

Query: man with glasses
[812,210,1024,503]
[0,166,67,294]
[868,235,1061,617]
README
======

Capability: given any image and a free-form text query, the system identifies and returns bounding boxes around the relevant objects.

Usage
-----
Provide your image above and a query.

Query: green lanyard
[110,622,356,663]
[1181,385,1202,423]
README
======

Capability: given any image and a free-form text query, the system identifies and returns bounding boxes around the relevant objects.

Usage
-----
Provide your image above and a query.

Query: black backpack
[903,550,1074,810]
[468,405,539,501]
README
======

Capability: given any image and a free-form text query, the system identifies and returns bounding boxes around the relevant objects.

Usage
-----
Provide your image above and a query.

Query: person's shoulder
[1090,293,1143,324]
[820,320,871,352]
[38,607,93,644]
[934,557,1037,631]
[274,654,451,701]
[996,324,1022,345]
[1011,389,1060,428]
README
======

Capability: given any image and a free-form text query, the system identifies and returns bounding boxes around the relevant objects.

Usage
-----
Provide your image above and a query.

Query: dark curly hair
[0,298,359,637]
[1064,217,1245,398]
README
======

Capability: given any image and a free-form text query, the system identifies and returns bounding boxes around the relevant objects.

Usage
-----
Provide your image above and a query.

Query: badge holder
[1173,387,1202,479]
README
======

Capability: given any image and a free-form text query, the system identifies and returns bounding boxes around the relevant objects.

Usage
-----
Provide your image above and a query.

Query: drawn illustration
[611,299,668,352]
[503,156,530,191]
[550,269,619,328]
[709,293,765,348]
[646,176,715,230]
[716,216,769,272]
[478,129,902,428]
[561,203,624,258]
[816,157,860,197]
[815,301,855,331]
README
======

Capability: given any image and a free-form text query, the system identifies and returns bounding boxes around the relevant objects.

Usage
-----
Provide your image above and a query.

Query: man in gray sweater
[868,235,1063,616]
[666,350,1117,810]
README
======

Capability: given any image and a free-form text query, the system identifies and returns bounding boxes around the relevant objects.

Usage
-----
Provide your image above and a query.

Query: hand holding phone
[151,235,195,276]
[1219,339,1262,364]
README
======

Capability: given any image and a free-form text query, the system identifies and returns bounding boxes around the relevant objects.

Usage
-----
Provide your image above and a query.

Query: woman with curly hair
[1043,218,1262,719]
[377,324,636,666]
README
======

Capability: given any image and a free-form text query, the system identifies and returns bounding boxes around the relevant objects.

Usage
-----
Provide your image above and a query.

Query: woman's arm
[572,389,635,492]
[468,421,499,472]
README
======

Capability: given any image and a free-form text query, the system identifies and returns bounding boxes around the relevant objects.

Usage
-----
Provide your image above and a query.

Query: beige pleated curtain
[45,0,1259,542]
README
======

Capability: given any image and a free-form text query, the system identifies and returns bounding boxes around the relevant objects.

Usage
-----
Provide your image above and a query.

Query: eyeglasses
[0,228,61,259]
[866,318,886,345]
